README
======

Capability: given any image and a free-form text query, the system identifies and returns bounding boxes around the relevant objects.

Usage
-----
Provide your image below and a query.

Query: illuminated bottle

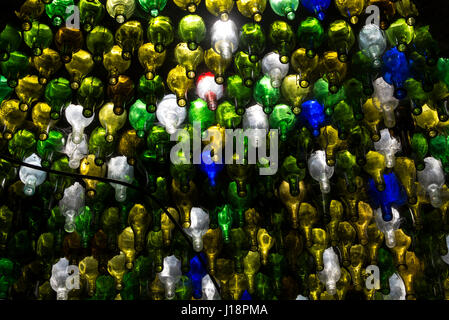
[178,15,206,51]
[137,74,164,113]
[236,0,267,22]
[103,45,132,85]
[156,94,187,134]
[253,75,280,114]
[115,20,144,60]
[167,65,194,107]
[54,27,84,63]
[45,0,75,27]
[138,43,166,80]
[173,0,201,12]
[106,0,136,23]
[281,74,311,114]
[99,102,128,142]
[296,17,324,58]
[385,18,414,52]
[77,77,105,118]
[23,22,53,57]
[239,22,266,62]
[1,99,26,140]
[16,0,45,31]
[174,42,204,79]
[147,16,174,53]
[79,0,105,32]
[15,75,44,112]
[44,77,72,120]
[226,75,253,114]
[269,104,295,141]
[234,50,261,88]
[196,72,224,111]
[31,48,62,85]
[137,0,167,16]
[65,49,94,90]
[301,0,331,20]
[107,75,135,115]
[268,21,295,64]
[86,26,114,63]
[334,0,367,24]
[19,153,47,196]
[211,19,239,60]
[290,48,320,88]
[269,0,299,20]
[204,48,232,85]
[327,20,355,63]
[261,52,289,88]
[358,23,387,69]
[206,0,234,21]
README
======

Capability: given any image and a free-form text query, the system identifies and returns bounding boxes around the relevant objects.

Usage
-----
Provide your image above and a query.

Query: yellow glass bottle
[0,99,27,140]
[236,0,267,22]
[99,102,128,142]
[206,0,234,21]
[65,49,95,90]
[79,154,107,198]
[138,43,167,80]
[174,42,204,79]
[204,48,232,84]
[167,64,194,107]
[103,45,132,85]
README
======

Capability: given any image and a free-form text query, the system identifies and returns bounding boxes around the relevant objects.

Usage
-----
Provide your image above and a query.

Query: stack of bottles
[1,0,449,300]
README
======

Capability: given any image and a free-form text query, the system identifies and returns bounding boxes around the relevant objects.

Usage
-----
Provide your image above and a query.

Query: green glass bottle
[335,150,360,193]
[429,135,449,173]
[45,0,75,27]
[327,20,355,63]
[216,100,242,128]
[23,22,53,57]
[75,206,95,249]
[77,77,104,118]
[44,77,72,120]
[92,275,116,300]
[313,78,346,113]
[217,204,233,243]
[254,272,274,300]
[280,155,305,195]
[0,51,30,88]
[137,74,164,113]
[147,16,174,53]
[8,129,36,161]
[233,51,261,88]
[410,132,428,171]
[36,130,65,167]
[226,75,253,115]
[147,230,164,272]
[229,227,250,273]
[115,20,144,60]
[79,0,105,32]
[239,23,266,63]
[49,156,75,200]
[269,0,299,20]
[86,26,115,63]
[414,25,439,66]
[343,78,365,121]
[138,0,167,16]
[170,152,196,193]
[253,75,281,114]
[268,21,295,64]
[175,275,193,300]
[0,75,13,101]
[89,127,115,166]
[188,98,216,132]
[177,15,206,51]
[351,50,375,96]
[144,125,170,164]
[332,100,355,140]
[296,17,324,58]
[129,99,156,138]
[228,181,252,227]
[269,104,295,141]
[377,248,397,295]
[0,24,22,62]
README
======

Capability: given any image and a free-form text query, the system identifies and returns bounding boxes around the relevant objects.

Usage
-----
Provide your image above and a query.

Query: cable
[0,153,222,298]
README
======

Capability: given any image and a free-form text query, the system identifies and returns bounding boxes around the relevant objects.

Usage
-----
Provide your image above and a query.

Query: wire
[0,153,222,298]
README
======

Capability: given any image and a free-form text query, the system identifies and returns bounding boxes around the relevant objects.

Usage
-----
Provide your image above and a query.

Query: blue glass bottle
[300,99,327,137]
[382,47,410,100]
[200,150,224,187]
[368,172,407,222]
[187,254,207,299]
[301,0,331,21]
